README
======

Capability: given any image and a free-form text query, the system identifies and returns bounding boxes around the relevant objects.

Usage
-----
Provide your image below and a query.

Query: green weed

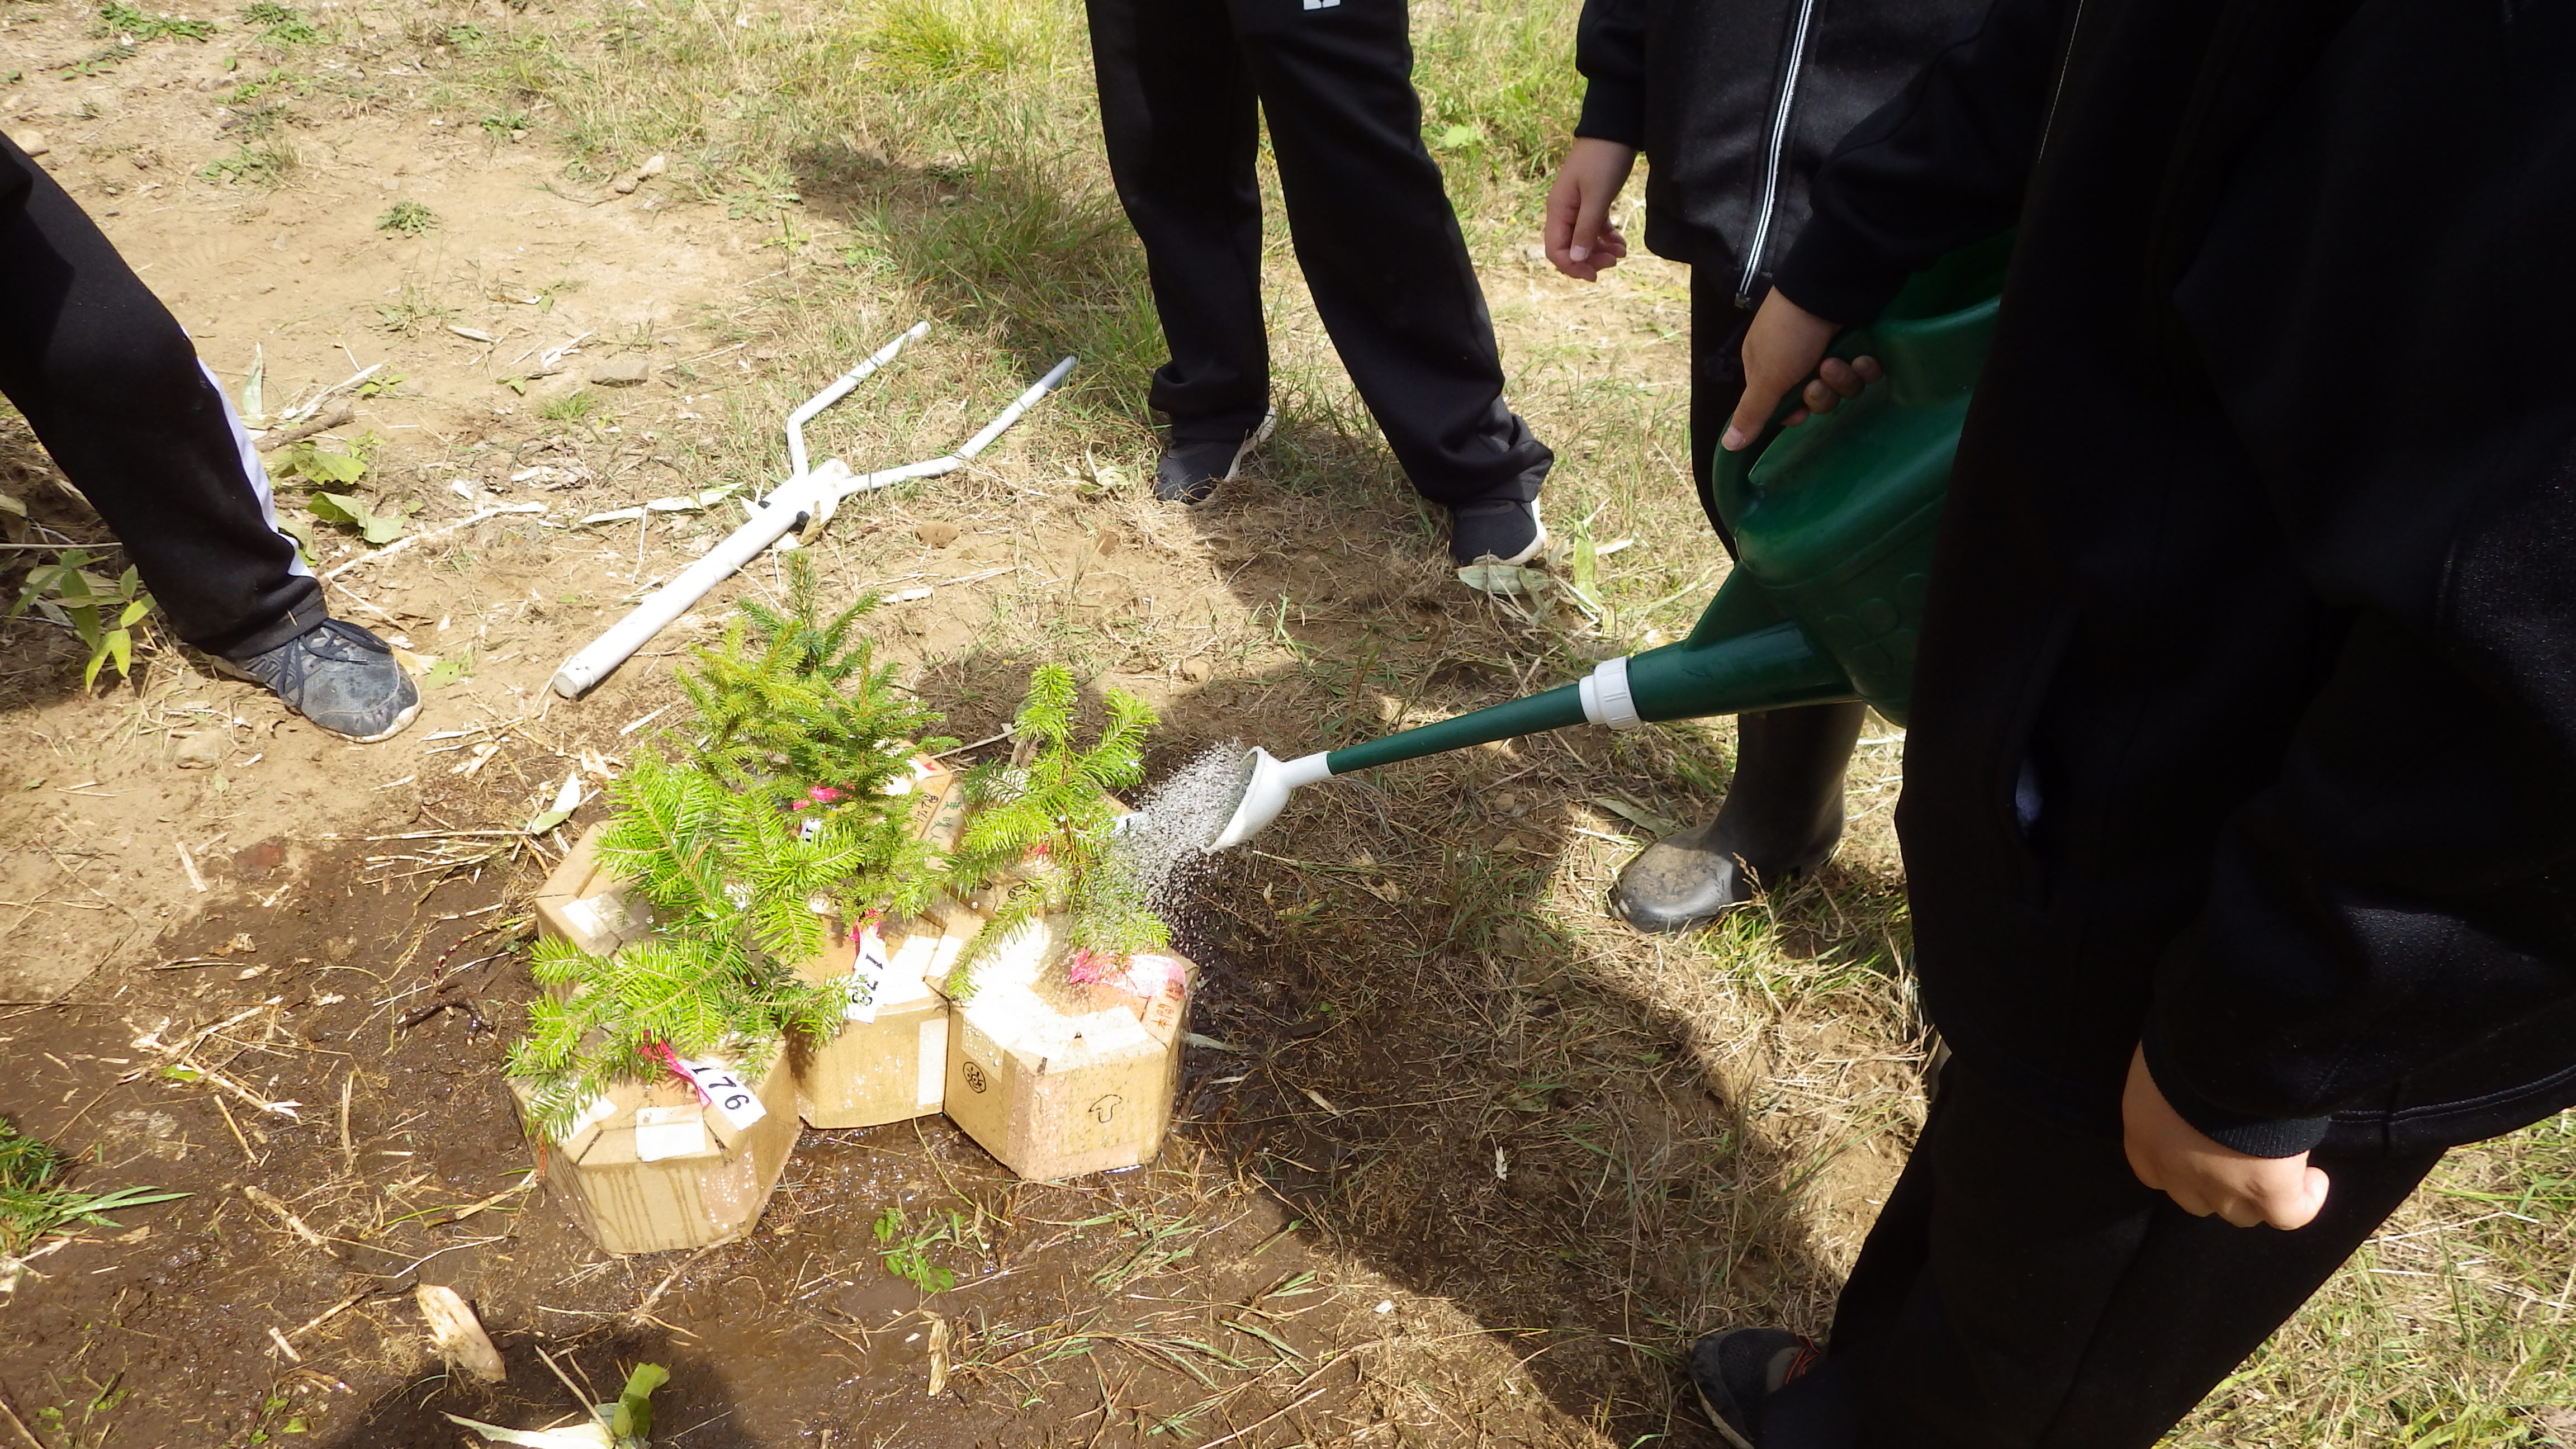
[309,490,417,546]
[239,1,319,45]
[198,138,296,187]
[376,198,438,236]
[55,44,140,78]
[6,548,155,690]
[538,389,602,423]
[97,2,216,42]
[271,433,371,486]
[373,283,456,337]
[0,1117,187,1256]
[874,1205,970,1294]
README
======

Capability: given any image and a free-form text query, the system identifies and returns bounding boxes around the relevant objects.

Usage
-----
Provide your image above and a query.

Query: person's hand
[1722,288,1882,449]
[2123,1044,2330,1230]
[1543,138,1637,281]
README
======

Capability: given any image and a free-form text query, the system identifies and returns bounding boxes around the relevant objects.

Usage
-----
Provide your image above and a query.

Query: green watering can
[1204,236,2010,851]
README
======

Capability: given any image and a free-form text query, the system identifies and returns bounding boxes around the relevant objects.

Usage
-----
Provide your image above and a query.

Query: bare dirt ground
[1,1,2569,1447]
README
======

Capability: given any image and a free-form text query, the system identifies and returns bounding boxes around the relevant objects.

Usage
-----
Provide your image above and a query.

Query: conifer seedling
[508,557,954,1139]
[944,664,1169,997]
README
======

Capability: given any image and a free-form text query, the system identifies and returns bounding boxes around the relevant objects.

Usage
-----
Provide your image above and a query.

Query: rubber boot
[1611,701,1868,933]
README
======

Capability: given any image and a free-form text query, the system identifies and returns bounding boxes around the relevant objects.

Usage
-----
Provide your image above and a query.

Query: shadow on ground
[910,638,1912,1443]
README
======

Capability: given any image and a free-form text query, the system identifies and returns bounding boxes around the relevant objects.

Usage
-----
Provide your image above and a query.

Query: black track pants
[1084,0,1552,507]
[1761,1064,2443,1449]
[0,132,319,660]
[1688,276,1758,550]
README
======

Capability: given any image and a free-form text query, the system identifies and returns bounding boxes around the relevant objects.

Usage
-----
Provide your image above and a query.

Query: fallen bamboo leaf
[416,1283,508,1384]
[1591,795,1685,837]
[1300,1087,1342,1116]
[443,1415,610,1448]
[449,325,496,344]
[925,1312,951,1397]
[525,769,585,835]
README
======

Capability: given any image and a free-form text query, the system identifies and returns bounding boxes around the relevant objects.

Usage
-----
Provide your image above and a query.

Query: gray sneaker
[219,618,422,743]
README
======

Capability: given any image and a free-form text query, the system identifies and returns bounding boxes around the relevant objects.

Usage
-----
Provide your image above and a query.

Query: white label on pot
[915,1017,947,1109]
[894,916,969,986]
[560,893,640,950]
[633,1105,708,1161]
[673,1057,766,1131]
[565,1092,618,1139]
[846,924,894,1024]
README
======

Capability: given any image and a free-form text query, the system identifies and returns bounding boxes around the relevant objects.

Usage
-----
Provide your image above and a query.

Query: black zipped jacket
[1772,0,2576,1157]
[1572,0,1988,300]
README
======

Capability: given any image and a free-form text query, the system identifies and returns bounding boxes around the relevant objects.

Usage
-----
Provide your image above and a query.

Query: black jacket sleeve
[1769,0,2067,324]
[2143,0,2576,1157]
[1573,0,1649,149]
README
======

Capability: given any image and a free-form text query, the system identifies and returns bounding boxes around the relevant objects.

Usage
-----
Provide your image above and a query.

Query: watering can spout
[1208,749,1336,852]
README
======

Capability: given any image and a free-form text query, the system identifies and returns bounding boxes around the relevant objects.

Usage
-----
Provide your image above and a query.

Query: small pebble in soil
[174,732,226,769]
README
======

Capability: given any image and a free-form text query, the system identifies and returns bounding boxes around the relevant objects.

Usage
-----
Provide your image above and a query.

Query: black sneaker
[217,617,422,743]
[1688,1327,1818,1447]
[1154,410,1276,504]
[1448,497,1547,567]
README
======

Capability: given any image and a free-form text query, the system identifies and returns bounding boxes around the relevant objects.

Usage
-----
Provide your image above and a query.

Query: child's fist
[2123,1044,2332,1230]
[1543,138,1636,281]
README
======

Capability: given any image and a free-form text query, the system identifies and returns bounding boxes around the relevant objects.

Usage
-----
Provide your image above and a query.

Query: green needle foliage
[682,551,955,817]
[507,556,953,1139]
[945,664,1168,997]
[1,1117,188,1257]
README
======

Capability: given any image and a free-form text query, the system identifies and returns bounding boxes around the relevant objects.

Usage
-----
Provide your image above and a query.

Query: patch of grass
[55,44,139,79]
[198,137,296,187]
[373,283,455,337]
[239,0,319,46]
[864,0,1069,81]
[537,389,601,423]
[1,1117,187,1257]
[376,198,437,236]
[480,106,534,137]
[97,2,217,42]
[1410,1,1585,188]
[219,99,291,138]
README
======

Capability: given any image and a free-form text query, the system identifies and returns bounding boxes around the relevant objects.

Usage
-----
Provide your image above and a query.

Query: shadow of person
[781,139,1163,409]
[310,1325,759,1449]
[906,638,1914,1445]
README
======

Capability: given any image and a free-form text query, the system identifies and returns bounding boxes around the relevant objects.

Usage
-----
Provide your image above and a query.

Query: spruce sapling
[508,556,953,1139]
[943,664,1169,997]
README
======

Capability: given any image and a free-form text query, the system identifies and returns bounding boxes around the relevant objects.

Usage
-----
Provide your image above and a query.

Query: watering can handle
[1707,328,1877,537]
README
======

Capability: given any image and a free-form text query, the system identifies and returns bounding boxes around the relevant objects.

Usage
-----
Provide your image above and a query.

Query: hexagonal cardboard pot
[789,757,968,1130]
[508,1038,799,1256]
[938,907,1194,1181]
[522,825,802,1255]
